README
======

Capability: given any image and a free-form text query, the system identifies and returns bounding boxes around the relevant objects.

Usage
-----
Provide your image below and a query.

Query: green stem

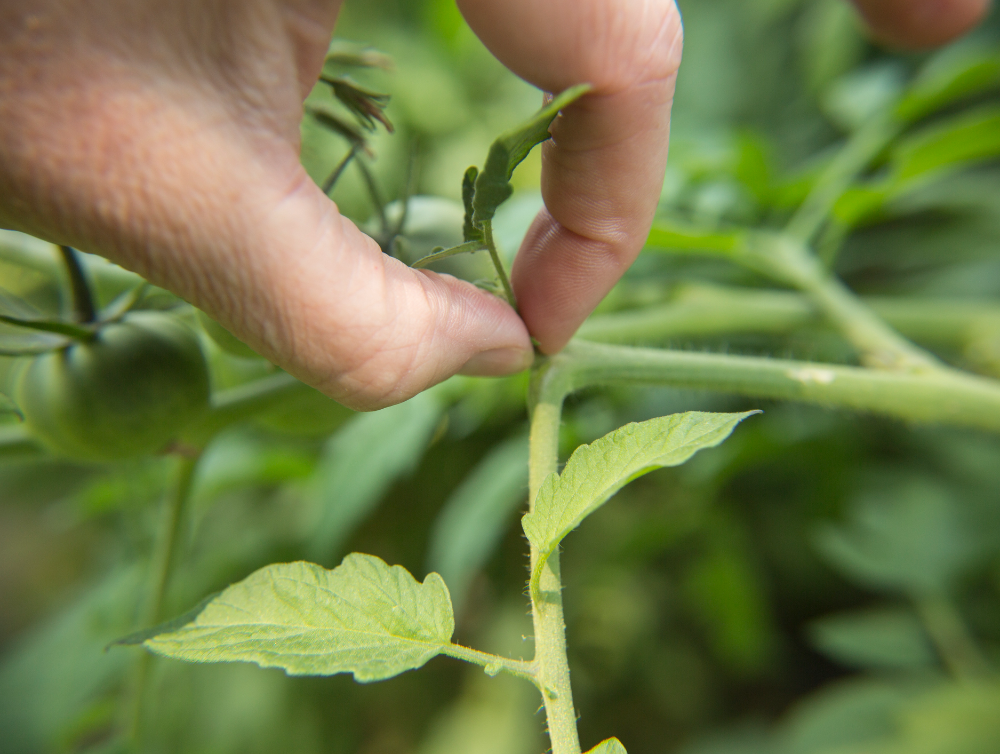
[58,246,97,323]
[441,643,540,686]
[785,115,899,246]
[559,340,1000,433]
[580,285,1000,364]
[126,454,200,748]
[0,313,95,341]
[759,235,940,371]
[482,220,517,310]
[914,593,992,679]
[526,360,581,754]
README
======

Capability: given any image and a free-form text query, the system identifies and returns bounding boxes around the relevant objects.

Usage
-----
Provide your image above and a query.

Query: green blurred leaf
[472,84,590,228]
[523,412,757,580]
[585,738,627,754]
[807,607,936,671]
[872,683,1000,754]
[890,106,1000,185]
[778,678,920,754]
[896,47,1000,124]
[427,434,528,612]
[814,481,977,597]
[145,555,455,682]
[305,390,444,563]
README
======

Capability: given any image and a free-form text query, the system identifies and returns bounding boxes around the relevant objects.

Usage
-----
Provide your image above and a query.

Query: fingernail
[460,347,534,377]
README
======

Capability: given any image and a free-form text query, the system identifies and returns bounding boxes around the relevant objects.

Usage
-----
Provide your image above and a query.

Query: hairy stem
[560,340,1000,433]
[442,643,540,686]
[126,454,200,748]
[482,220,516,310]
[527,361,580,754]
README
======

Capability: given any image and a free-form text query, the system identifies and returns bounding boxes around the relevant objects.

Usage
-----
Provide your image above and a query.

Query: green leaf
[646,221,746,254]
[111,592,220,648]
[808,607,936,671]
[305,390,444,564]
[427,434,528,612]
[144,555,455,682]
[471,84,590,228]
[813,480,977,597]
[890,106,1000,186]
[523,412,757,579]
[462,166,482,243]
[896,48,1000,124]
[585,738,627,754]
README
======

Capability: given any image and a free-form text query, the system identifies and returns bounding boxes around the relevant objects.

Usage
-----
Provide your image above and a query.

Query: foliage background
[2,0,1000,752]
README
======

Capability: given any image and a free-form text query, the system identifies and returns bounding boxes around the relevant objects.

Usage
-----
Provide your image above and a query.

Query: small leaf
[462,166,483,243]
[320,75,394,133]
[472,84,590,228]
[144,555,455,682]
[523,412,757,578]
[585,738,627,754]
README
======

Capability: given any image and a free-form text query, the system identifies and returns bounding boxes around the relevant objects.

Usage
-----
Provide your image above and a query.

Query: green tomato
[16,311,211,462]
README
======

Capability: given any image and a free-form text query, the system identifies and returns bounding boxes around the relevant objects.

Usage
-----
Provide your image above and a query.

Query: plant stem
[579,285,1000,365]
[559,340,1000,433]
[482,220,516,310]
[914,593,992,679]
[441,643,540,686]
[58,245,97,323]
[752,235,940,371]
[526,360,581,754]
[126,454,200,748]
[785,115,899,246]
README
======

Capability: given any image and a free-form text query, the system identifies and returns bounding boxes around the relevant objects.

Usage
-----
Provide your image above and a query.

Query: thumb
[222,173,533,410]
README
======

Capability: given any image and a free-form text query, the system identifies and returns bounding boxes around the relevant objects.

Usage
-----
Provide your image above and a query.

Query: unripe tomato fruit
[15,311,210,462]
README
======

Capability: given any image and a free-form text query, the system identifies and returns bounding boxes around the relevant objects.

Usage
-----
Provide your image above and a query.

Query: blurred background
[3,0,1000,752]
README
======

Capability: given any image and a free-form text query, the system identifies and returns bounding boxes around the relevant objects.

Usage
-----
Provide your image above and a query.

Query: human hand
[0,1,990,412]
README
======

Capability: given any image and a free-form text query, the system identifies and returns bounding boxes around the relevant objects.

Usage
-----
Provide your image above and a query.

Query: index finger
[850,0,990,48]
[457,0,683,354]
